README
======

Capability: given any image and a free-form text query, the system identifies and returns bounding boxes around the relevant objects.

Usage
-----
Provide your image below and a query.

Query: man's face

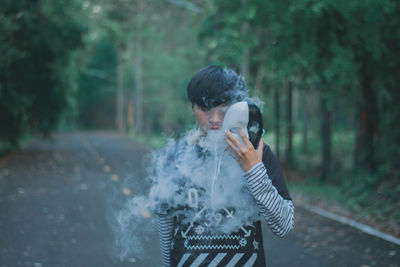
[192,103,229,132]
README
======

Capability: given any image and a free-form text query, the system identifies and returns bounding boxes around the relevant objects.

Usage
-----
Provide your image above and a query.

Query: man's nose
[208,109,224,124]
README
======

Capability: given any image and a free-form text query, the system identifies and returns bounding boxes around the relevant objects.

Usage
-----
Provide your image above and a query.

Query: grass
[265,130,400,235]
[288,179,342,202]
[263,130,355,172]
[288,174,400,236]
[0,141,13,157]
[0,134,35,157]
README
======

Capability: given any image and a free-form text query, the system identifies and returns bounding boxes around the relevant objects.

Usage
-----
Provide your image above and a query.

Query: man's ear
[191,103,195,112]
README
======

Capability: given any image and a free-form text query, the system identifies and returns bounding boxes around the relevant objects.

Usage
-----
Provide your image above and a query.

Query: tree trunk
[320,94,331,181]
[358,67,378,173]
[274,86,280,160]
[301,89,309,151]
[134,0,144,135]
[241,45,249,81]
[127,90,134,134]
[116,48,125,133]
[240,0,249,80]
[134,45,143,135]
[285,81,293,164]
[353,104,362,171]
[254,58,265,96]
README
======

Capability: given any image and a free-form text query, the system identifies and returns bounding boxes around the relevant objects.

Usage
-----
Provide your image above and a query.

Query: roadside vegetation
[271,131,400,236]
[1,0,399,236]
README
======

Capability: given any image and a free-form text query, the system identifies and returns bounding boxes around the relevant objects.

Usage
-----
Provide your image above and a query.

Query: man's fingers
[238,129,253,148]
[227,148,238,160]
[225,143,240,159]
[225,130,242,148]
[225,137,239,153]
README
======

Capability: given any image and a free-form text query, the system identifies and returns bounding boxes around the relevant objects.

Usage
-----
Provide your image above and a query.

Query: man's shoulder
[262,143,274,162]
[261,143,292,200]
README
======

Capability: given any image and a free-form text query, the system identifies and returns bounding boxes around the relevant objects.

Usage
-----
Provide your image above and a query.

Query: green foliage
[200,0,400,181]
[289,171,400,225]
[1,0,398,204]
[0,0,86,146]
[342,170,400,223]
[288,180,343,203]
[1,0,398,227]
[77,32,117,129]
[76,0,207,135]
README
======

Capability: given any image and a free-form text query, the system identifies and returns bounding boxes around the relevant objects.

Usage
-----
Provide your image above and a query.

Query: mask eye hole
[230,127,241,134]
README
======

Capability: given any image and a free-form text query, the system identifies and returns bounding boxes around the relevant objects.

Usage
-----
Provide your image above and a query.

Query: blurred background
[1,0,399,265]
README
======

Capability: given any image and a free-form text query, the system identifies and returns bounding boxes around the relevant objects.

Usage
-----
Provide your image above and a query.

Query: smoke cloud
[112,128,264,261]
[112,94,265,262]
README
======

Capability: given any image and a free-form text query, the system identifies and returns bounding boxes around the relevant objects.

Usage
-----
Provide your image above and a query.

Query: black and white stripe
[158,214,174,267]
[244,162,295,237]
[176,252,258,267]
[207,252,226,266]
[157,161,294,266]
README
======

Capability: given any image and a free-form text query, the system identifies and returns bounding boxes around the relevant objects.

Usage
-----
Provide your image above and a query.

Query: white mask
[222,101,249,143]
[222,101,264,149]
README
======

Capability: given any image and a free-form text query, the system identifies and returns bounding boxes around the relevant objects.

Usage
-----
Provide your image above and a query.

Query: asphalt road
[0,132,398,267]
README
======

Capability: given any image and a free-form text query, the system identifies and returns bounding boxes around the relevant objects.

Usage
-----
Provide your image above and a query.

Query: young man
[157,65,294,266]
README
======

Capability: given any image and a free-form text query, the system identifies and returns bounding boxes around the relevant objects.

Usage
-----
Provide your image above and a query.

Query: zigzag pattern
[184,243,242,250]
[187,234,240,241]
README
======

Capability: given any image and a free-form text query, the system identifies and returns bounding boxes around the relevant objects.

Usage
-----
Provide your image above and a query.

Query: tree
[76,0,207,137]
[0,0,86,146]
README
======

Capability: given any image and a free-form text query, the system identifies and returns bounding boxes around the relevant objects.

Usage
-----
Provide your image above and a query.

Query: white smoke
[150,128,261,230]
[112,96,265,261]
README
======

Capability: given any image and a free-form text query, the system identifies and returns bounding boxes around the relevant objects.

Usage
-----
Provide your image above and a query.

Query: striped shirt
[157,144,294,266]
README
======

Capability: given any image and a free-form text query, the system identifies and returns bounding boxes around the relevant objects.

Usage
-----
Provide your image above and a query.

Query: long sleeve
[244,162,295,237]
[157,214,174,267]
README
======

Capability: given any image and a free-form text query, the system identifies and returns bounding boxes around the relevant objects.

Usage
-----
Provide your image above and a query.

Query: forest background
[1,0,399,235]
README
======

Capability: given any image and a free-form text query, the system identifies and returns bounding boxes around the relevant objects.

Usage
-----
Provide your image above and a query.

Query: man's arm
[157,214,174,267]
[244,162,294,237]
[225,131,294,236]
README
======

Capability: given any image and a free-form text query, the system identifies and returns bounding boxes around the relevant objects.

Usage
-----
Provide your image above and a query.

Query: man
[157,65,294,266]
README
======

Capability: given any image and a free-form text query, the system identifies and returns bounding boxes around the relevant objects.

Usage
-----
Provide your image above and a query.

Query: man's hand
[224,129,264,172]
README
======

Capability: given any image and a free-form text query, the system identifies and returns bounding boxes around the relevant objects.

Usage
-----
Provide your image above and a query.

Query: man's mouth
[210,126,220,130]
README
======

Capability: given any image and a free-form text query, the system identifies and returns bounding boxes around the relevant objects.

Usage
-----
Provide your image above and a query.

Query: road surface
[0,132,398,267]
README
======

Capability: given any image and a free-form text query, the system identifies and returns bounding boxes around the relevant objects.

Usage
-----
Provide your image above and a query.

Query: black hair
[187,65,247,109]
